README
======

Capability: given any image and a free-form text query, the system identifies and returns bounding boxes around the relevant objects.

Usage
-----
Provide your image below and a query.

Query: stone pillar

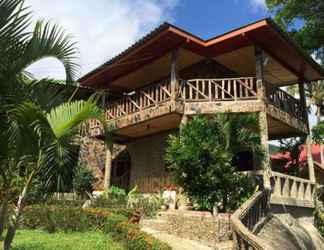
[171,49,179,101]
[258,111,272,190]
[255,45,271,190]
[306,135,316,183]
[104,143,113,191]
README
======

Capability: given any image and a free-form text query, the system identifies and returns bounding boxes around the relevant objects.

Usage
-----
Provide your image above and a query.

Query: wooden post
[104,143,113,191]
[298,80,308,128]
[171,49,179,101]
[255,46,265,99]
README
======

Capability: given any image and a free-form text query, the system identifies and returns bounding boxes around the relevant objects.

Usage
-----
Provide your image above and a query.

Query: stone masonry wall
[79,132,172,192]
[79,137,126,190]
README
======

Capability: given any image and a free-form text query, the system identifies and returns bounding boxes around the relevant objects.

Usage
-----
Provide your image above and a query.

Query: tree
[165,113,263,212]
[0,0,79,242]
[266,0,324,61]
[266,0,324,181]
[3,98,105,250]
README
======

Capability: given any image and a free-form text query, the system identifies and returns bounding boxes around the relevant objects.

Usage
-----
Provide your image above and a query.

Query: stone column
[104,143,113,191]
[306,135,316,183]
[258,111,271,190]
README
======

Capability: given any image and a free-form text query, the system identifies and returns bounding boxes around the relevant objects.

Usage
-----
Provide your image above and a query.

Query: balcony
[88,76,307,139]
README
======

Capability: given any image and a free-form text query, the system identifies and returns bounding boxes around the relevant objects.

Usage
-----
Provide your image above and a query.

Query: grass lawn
[7,229,125,250]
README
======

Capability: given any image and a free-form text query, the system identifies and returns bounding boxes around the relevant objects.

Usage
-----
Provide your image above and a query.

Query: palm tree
[0,0,81,247]
[3,98,106,250]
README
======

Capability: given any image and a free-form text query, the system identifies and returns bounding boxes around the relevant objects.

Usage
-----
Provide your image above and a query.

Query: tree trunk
[3,171,34,250]
[0,200,8,238]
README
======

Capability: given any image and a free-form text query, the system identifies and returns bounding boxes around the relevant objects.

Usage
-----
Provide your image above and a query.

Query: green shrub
[103,214,127,233]
[165,114,260,212]
[20,205,172,250]
[114,222,171,250]
[73,164,96,198]
[127,187,163,218]
[21,206,117,232]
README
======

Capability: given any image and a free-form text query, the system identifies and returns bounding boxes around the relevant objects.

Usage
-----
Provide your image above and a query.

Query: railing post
[171,49,179,101]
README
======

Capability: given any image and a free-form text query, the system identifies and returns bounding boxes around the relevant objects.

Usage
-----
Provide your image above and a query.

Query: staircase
[231,171,324,250]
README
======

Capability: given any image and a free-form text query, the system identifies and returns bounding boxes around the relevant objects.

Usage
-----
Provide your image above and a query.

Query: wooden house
[79,18,323,193]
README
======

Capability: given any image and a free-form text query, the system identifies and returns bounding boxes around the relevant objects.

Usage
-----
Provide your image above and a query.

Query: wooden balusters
[180,77,257,101]
[104,78,172,119]
[265,81,304,121]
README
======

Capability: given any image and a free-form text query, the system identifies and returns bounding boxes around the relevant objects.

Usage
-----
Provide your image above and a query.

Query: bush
[103,213,127,233]
[73,164,96,198]
[114,222,171,250]
[20,205,172,250]
[91,186,128,209]
[21,205,119,232]
[127,192,163,218]
[165,114,261,212]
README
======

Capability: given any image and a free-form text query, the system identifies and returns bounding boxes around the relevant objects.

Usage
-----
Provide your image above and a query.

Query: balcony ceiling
[80,18,323,90]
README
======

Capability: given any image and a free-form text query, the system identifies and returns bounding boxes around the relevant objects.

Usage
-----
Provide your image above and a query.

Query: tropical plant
[0,0,108,249]
[3,97,105,250]
[165,113,263,212]
[73,164,96,198]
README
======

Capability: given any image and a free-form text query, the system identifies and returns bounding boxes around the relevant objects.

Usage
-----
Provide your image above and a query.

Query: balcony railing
[231,190,271,250]
[270,171,315,207]
[105,78,171,120]
[265,82,305,122]
[87,77,307,136]
[180,77,257,101]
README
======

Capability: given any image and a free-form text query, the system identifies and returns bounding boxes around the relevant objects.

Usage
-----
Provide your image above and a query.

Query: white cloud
[249,0,267,10]
[24,0,179,80]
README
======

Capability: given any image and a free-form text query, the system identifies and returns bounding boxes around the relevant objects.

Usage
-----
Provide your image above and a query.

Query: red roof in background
[271,144,324,170]
[79,18,324,89]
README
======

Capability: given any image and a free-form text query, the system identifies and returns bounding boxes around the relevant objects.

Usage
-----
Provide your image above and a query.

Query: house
[78,18,323,193]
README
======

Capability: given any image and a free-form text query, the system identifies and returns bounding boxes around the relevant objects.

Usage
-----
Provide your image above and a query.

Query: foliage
[73,164,96,198]
[127,186,164,218]
[25,177,53,205]
[9,230,125,250]
[114,222,171,250]
[278,137,304,176]
[107,186,127,202]
[312,121,324,144]
[165,114,262,212]
[21,205,123,233]
[91,187,128,209]
[18,205,171,250]
[266,0,324,61]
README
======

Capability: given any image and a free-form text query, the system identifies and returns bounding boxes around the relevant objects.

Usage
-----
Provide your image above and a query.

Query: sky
[25,0,269,80]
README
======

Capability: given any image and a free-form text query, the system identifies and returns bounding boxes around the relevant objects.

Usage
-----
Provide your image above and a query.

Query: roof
[80,18,324,88]
[271,144,324,171]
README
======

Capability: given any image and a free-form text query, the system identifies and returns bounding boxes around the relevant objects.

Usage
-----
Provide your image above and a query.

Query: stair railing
[231,190,273,250]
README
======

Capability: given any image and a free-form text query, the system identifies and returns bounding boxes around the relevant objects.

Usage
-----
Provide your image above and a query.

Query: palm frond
[47,97,101,139]
[14,20,79,83]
